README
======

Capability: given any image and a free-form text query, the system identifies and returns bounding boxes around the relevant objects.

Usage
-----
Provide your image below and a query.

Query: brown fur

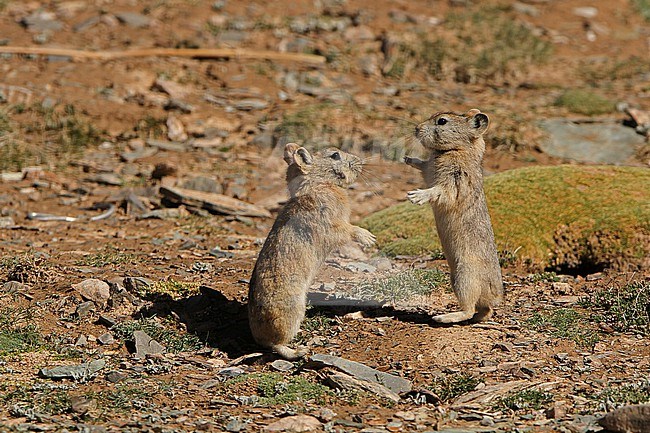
[405,109,503,323]
[248,144,375,359]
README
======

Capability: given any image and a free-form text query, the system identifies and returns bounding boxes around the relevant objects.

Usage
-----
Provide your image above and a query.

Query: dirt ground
[0,0,649,432]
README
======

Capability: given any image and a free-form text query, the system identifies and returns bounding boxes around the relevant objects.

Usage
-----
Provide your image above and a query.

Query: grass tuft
[554,89,614,115]
[526,308,599,348]
[0,307,43,355]
[581,282,650,335]
[111,316,204,353]
[595,379,650,411]
[427,373,480,402]
[350,269,447,304]
[222,373,329,407]
[496,389,553,412]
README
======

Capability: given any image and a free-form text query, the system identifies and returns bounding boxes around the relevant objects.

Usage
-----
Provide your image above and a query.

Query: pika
[405,109,503,323]
[248,143,376,360]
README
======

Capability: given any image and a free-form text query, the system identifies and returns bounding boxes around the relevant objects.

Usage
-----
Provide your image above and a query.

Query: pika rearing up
[248,143,376,360]
[405,109,503,323]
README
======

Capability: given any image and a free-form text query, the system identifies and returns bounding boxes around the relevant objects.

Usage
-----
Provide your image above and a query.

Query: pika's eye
[437,117,448,126]
[330,151,341,160]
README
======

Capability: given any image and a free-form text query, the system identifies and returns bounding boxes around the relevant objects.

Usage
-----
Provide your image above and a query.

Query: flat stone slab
[39,359,106,381]
[307,354,411,394]
[538,119,644,164]
[161,186,271,218]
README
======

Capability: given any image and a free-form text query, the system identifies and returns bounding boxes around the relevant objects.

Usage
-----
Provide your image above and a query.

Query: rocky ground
[0,0,649,432]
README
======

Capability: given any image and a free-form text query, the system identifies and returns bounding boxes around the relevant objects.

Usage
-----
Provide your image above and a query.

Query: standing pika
[405,109,503,323]
[248,143,376,360]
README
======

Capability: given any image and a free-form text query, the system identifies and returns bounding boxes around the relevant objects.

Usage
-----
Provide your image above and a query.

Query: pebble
[105,370,128,383]
[345,262,377,273]
[98,332,115,345]
[271,359,295,372]
[76,301,95,318]
[263,415,321,432]
[234,99,269,111]
[115,12,152,28]
[72,279,111,308]
[133,330,165,358]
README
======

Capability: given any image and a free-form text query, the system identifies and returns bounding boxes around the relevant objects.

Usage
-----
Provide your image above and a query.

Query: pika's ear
[466,108,482,117]
[293,147,313,169]
[283,143,301,165]
[470,112,489,135]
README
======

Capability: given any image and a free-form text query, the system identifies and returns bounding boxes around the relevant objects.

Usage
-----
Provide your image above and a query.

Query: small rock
[209,247,234,259]
[75,335,88,347]
[86,173,123,186]
[218,367,246,379]
[70,396,97,415]
[120,146,158,162]
[21,11,64,32]
[313,408,337,422]
[480,416,495,427]
[133,330,165,358]
[598,404,650,433]
[271,359,295,372]
[39,359,106,381]
[106,370,128,383]
[167,114,188,142]
[546,402,567,419]
[393,411,415,422]
[76,301,95,318]
[234,99,268,111]
[226,418,247,432]
[343,25,375,42]
[72,279,110,308]
[493,342,514,352]
[573,7,598,19]
[0,216,15,228]
[345,262,377,273]
[98,332,115,345]
[154,78,191,100]
[115,12,152,28]
[264,415,321,432]
[182,176,223,194]
[551,282,572,293]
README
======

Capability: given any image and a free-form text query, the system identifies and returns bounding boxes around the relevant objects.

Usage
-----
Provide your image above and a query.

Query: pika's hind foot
[431,310,475,324]
[271,344,308,361]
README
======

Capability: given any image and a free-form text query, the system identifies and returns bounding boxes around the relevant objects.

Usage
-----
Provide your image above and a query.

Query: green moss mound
[362,165,650,272]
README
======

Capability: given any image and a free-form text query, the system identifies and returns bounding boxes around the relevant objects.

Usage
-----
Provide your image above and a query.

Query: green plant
[633,0,650,21]
[0,307,42,355]
[136,115,167,139]
[526,308,599,347]
[222,373,329,406]
[133,279,201,300]
[1,252,54,285]
[350,269,447,303]
[274,103,337,145]
[76,247,135,267]
[581,282,650,335]
[554,89,614,115]
[1,382,71,417]
[428,373,480,402]
[496,389,553,412]
[594,380,650,411]
[445,6,552,83]
[111,316,204,353]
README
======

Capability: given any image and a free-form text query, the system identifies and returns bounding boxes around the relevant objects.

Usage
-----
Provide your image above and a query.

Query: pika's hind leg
[432,273,481,324]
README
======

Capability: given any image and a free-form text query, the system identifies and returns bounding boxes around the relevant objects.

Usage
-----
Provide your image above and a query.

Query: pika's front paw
[407,189,432,205]
[355,228,376,247]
